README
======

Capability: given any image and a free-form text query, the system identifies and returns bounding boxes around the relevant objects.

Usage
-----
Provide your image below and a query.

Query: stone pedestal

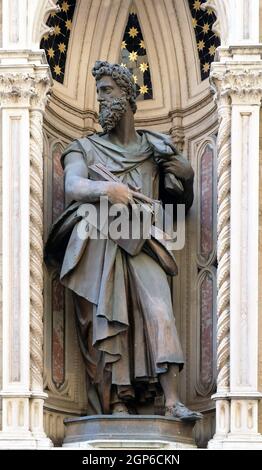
[63,415,197,450]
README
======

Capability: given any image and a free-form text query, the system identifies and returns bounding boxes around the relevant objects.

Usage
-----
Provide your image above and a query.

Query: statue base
[63,415,197,449]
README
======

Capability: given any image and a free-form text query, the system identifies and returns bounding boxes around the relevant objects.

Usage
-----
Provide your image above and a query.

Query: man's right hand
[106,182,132,205]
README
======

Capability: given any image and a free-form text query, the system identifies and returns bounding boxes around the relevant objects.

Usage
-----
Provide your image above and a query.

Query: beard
[99,96,128,132]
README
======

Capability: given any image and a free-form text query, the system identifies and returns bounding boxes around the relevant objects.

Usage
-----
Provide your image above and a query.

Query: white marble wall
[205,0,262,449]
[0,0,55,449]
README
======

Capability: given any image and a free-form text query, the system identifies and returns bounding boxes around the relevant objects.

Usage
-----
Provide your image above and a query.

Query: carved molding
[44,410,68,446]
[30,109,45,392]
[29,72,52,392]
[0,73,36,106]
[0,73,52,108]
[40,1,61,41]
[214,93,231,392]
[201,0,228,45]
[211,69,262,103]
[31,74,52,111]
[43,0,61,21]
[194,137,217,399]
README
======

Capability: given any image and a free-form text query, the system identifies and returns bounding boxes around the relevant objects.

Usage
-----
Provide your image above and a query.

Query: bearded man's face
[96,76,128,132]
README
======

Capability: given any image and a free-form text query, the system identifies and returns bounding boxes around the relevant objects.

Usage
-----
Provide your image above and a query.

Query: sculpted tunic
[45,130,193,413]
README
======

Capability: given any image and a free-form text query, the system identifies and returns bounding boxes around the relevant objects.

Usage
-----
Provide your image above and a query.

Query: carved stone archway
[41,0,220,447]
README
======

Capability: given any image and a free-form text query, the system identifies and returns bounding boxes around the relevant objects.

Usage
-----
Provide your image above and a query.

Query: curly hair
[92,60,137,114]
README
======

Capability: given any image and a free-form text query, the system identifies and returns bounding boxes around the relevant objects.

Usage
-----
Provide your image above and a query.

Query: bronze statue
[45,61,202,421]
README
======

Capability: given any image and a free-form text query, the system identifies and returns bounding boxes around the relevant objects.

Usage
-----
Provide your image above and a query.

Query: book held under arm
[88,163,178,275]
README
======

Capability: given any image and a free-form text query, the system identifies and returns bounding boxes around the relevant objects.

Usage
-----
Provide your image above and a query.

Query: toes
[165,404,203,421]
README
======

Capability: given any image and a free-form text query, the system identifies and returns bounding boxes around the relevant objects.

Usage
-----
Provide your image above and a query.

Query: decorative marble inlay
[200,144,214,259]
[200,272,213,388]
[52,276,65,388]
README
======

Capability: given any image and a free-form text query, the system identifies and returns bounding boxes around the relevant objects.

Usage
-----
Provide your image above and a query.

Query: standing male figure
[46,61,202,421]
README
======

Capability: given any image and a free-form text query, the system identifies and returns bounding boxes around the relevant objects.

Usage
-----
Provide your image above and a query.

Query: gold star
[197,40,205,51]
[139,62,149,73]
[65,19,72,30]
[120,63,127,68]
[132,74,138,83]
[58,43,66,53]
[207,8,213,15]
[193,0,201,11]
[192,18,197,29]
[203,62,210,73]
[139,84,149,95]
[139,40,145,49]
[209,44,216,56]
[121,41,127,50]
[47,47,55,58]
[130,6,136,15]
[61,1,70,12]
[54,65,62,76]
[202,23,210,34]
[53,25,61,36]
[129,51,138,62]
[129,27,138,38]
[43,34,49,41]
[50,12,56,18]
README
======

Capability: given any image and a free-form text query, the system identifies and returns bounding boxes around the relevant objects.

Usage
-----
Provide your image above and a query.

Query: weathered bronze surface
[45,61,202,422]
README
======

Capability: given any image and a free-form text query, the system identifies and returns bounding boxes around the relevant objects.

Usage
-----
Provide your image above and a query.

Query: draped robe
[45,130,194,413]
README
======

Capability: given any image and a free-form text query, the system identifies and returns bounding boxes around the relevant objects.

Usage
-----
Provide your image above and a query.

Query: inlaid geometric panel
[199,271,214,389]
[52,275,65,388]
[188,0,220,80]
[51,143,65,388]
[195,139,217,399]
[119,4,153,100]
[200,144,214,260]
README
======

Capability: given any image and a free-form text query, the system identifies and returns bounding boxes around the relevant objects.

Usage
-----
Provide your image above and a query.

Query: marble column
[208,53,262,450]
[0,0,58,448]
[202,0,262,450]
[0,51,53,449]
